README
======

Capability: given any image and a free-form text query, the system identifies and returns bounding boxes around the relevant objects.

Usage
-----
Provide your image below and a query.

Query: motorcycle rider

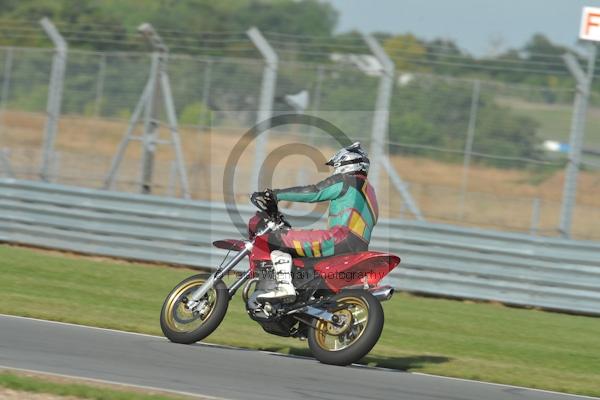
[255,142,379,302]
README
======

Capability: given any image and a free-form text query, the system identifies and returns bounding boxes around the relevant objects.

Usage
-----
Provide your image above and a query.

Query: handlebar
[250,189,291,228]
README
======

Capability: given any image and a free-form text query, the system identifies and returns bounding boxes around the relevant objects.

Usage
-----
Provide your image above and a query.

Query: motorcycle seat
[293,255,335,270]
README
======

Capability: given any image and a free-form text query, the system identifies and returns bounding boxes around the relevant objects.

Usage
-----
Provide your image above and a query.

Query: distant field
[1,245,599,397]
[498,97,600,148]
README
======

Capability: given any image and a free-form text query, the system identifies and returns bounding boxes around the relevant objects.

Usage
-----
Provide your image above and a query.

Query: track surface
[0,315,595,400]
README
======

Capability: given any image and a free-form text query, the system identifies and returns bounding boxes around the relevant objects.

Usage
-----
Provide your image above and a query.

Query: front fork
[187,221,282,308]
[186,243,253,308]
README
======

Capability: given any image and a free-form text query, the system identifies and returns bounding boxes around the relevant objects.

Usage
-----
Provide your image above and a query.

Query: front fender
[212,239,246,251]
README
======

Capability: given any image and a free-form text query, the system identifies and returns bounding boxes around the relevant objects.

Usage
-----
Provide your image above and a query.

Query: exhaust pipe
[369,285,394,301]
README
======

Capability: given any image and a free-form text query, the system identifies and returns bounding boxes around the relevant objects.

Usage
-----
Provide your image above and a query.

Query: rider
[255,142,379,302]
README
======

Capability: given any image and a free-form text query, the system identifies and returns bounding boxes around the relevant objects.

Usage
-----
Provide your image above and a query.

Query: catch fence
[0,38,600,239]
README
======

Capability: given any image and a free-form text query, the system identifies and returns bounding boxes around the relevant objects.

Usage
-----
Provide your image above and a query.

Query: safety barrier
[1,178,599,315]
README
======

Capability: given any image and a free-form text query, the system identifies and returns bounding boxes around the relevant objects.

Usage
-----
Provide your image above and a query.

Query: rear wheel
[160,274,229,344]
[307,291,383,366]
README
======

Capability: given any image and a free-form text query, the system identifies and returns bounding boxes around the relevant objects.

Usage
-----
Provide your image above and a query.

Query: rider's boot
[257,250,296,302]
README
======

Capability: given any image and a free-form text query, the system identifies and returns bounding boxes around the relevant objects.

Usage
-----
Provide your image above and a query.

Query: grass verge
[1,245,599,397]
[0,370,194,399]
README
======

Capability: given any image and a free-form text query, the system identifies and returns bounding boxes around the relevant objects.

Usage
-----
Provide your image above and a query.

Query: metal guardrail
[1,178,600,315]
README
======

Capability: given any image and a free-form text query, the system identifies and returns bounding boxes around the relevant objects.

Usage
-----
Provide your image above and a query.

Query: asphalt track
[0,315,597,400]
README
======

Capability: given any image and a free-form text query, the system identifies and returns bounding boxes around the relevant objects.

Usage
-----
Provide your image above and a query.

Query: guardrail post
[559,43,597,237]
[39,17,67,182]
[247,27,278,191]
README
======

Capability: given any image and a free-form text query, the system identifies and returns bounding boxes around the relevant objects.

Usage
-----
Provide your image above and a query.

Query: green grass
[0,371,191,399]
[1,245,600,397]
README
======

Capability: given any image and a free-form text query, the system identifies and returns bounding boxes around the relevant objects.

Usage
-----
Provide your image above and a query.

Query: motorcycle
[160,190,401,366]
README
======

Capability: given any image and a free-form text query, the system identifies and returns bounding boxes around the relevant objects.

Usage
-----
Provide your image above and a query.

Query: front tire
[307,291,383,366]
[160,274,229,344]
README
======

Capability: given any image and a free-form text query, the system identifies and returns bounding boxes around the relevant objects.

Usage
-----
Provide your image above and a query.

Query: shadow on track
[259,345,452,371]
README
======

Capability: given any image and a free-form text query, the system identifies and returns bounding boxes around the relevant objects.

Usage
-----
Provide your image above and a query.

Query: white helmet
[326,142,370,175]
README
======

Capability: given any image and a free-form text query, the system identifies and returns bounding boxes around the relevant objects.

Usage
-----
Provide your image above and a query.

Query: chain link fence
[1,45,599,240]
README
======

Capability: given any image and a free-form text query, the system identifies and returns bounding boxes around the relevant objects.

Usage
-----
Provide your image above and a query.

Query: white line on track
[1,314,598,400]
[0,313,241,349]
[408,373,600,400]
[0,365,225,400]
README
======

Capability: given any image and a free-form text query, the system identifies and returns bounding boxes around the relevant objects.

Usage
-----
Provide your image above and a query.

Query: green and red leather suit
[271,172,379,257]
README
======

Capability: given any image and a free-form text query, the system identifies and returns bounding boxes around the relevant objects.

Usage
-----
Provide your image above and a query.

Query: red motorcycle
[160,192,400,365]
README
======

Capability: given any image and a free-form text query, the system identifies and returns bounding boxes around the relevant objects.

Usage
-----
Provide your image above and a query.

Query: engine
[244,263,277,320]
[242,263,299,337]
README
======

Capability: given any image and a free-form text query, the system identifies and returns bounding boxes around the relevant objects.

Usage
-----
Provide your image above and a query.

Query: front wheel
[160,274,229,344]
[307,291,384,366]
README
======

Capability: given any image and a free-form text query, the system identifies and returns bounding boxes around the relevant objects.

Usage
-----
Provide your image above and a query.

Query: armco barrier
[1,178,600,315]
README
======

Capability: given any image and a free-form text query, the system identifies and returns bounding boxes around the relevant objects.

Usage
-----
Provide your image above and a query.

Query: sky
[327,0,600,56]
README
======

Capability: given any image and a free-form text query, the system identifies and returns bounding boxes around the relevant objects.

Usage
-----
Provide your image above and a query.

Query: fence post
[104,23,190,198]
[39,17,67,182]
[139,50,161,195]
[247,27,278,191]
[199,58,213,131]
[167,160,177,197]
[0,149,14,177]
[362,33,394,189]
[308,64,324,143]
[296,65,325,186]
[0,47,14,143]
[559,43,596,237]
[94,53,106,117]
[0,48,14,178]
[363,34,424,220]
[458,79,481,220]
[380,155,424,220]
[530,197,541,236]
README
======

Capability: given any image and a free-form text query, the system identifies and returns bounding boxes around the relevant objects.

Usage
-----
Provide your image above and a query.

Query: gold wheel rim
[315,296,369,352]
[164,278,217,333]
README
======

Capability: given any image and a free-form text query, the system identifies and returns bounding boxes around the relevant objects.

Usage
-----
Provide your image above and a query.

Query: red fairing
[249,234,272,272]
[314,251,400,292]
[248,213,263,238]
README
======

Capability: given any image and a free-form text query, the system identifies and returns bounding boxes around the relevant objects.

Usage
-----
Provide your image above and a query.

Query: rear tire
[160,274,229,344]
[307,291,383,366]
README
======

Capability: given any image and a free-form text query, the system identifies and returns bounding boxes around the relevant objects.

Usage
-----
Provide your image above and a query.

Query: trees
[0,0,338,51]
[0,1,560,167]
[388,77,540,163]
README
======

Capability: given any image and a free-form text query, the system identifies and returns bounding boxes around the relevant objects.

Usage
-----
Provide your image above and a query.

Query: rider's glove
[264,188,278,203]
[251,189,277,203]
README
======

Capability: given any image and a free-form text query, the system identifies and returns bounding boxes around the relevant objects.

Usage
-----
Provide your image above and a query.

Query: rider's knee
[270,250,291,263]
[271,250,292,265]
